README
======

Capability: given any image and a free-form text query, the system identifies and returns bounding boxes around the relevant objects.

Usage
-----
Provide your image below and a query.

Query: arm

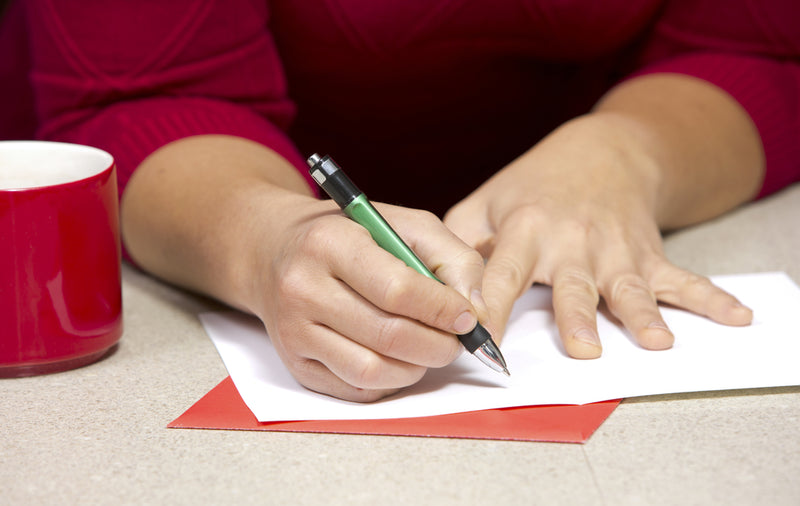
[446,74,759,357]
[630,0,800,199]
[445,1,800,357]
[123,134,484,401]
[121,135,312,313]
[593,73,763,230]
[28,0,486,401]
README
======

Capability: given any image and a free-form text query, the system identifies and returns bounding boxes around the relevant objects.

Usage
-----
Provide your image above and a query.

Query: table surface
[3,184,800,506]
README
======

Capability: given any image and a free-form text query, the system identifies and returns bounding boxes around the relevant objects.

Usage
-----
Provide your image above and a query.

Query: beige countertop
[3,184,800,505]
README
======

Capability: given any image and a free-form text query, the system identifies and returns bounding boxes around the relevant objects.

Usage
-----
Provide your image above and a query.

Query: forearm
[593,73,765,230]
[120,134,314,312]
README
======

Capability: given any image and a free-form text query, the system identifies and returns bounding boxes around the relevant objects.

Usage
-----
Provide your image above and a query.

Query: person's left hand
[444,114,753,358]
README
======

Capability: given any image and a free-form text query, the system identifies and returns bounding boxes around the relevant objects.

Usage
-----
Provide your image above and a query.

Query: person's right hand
[122,136,487,403]
[246,194,488,402]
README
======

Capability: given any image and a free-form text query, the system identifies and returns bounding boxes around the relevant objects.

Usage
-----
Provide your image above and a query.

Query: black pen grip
[308,154,362,209]
[458,323,491,353]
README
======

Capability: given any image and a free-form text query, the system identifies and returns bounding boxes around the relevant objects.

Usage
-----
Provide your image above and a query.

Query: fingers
[650,265,753,326]
[339,204,489,333]
[551,267,604,358]
[264,204,483,401]
[382,204,490,321]
[313,278,464,368]
[269,268,459,400]
[599,271,674,352]
[541,254,750,358]
[286,356,404,403]
[481,211,741,358]
[551,263,675,357]
[479,220,538,342]
[289,322,429,396]
[481,223,608,358]
[271,274,460,400]
[553,259,754,357]
[334,237,479,336]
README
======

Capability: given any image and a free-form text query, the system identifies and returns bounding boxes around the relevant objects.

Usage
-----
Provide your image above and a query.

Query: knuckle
[425,295,458,331]
[665,268,711,289]
[287,358,398,403]
[436,248,485,286]
[558,307,597,328]
[284,356,319,386]
[372,317,404,355]
[506,203,545,227]
[273,322,311,359]
[491,256,527,289]
[416,333,463,368]
[435,337,464,367]
[442,246,484,270]
[273,271,319,320]
[300,219,335,254]
[347,388,394,403]
[656,269,715,304]
[351,354,385,388]
[377,274,411,310]
[555,269,599,305]
[460,248,486,270]
[274,266,306,299]
[607,274,654,307]
[560,218,594,239]
[442,202,465,224]
[682,272,715,291]
[409,208,440,226]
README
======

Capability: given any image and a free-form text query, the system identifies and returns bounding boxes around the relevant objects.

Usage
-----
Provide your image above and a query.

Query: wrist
[231,186,320,316]
[594,74,764,229]
[121,135,316,313]
[546,113,664,219]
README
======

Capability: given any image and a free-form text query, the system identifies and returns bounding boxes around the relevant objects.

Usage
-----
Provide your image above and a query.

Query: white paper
[200,272,800,421]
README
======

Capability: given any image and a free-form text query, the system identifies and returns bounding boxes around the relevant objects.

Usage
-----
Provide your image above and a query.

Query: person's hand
[123,135,488,403]
[444,114,753,358]
[248,194,488,401]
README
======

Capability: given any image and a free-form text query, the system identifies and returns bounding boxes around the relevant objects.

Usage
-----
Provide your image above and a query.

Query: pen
[306,153,510,376]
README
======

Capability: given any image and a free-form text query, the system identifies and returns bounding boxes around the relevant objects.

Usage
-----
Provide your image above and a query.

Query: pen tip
[502,368,510,377]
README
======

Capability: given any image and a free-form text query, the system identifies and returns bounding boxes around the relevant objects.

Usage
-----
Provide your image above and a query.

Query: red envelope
[169,376,620,443]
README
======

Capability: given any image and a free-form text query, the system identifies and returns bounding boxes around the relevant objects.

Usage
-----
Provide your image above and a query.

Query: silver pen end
[306,153,322,168]
[474,338,510,376]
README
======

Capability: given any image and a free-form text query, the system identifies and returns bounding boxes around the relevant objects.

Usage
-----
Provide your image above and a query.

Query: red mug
[0,141,122,377]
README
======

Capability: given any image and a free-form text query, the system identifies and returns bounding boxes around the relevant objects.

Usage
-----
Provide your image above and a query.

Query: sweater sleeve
[24,0,317,198]
[630,0,800,198]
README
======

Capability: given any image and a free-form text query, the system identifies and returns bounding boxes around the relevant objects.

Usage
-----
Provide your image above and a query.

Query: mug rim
[0,140,115,191]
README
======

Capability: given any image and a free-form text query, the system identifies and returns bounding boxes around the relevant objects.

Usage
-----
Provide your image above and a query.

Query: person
[1,0,798,401]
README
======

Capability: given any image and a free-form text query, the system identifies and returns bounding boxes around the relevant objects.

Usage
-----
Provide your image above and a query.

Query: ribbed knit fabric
[47,96,314,201]
[1,0,798,206]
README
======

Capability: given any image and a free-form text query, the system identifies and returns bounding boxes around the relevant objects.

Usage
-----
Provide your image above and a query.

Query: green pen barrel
[343,195,437,281]
[343,195,490,353]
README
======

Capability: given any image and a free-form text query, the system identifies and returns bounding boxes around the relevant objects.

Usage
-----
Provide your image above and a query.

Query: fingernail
[454,311,477,334]
[470,288,486,306]
[732,301,751,311]
[643,321,675,350]
[729,302,754,323]
[573,328,600,347]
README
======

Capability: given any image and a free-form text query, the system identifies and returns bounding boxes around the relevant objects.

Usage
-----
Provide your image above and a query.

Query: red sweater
[1,0,798,215]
